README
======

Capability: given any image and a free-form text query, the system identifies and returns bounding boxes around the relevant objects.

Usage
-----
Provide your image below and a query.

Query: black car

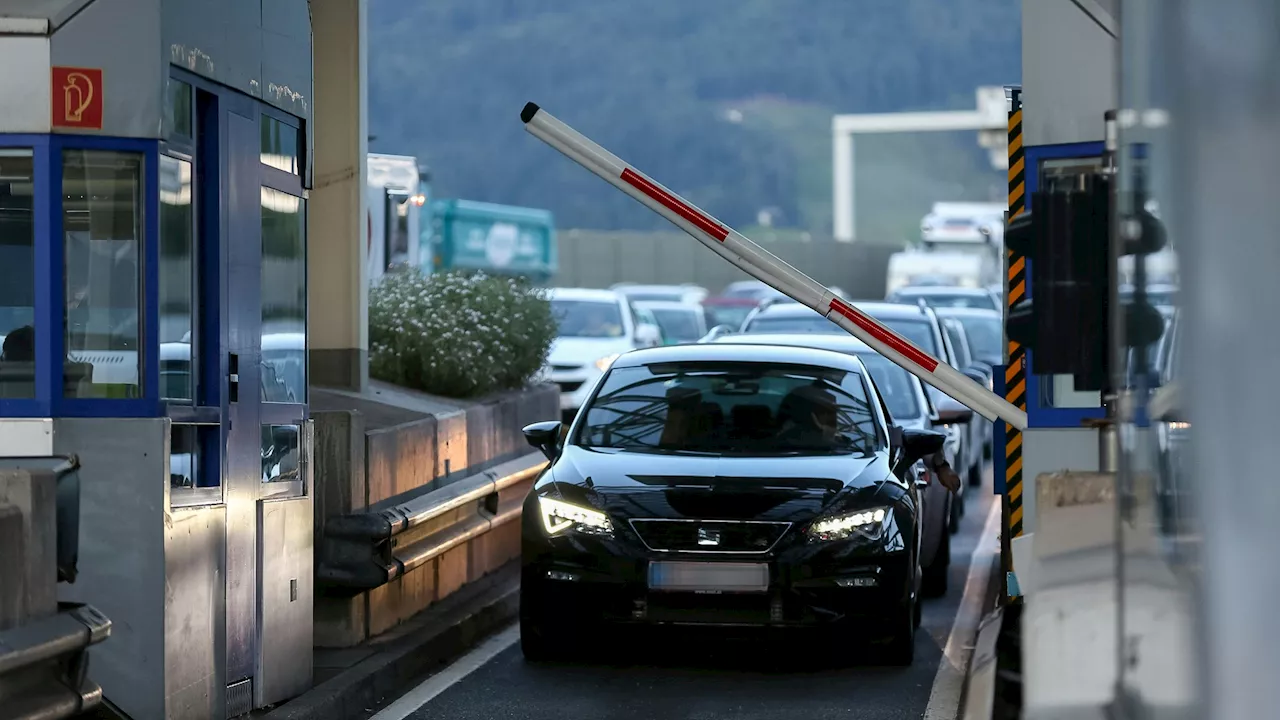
[518,343,947,665]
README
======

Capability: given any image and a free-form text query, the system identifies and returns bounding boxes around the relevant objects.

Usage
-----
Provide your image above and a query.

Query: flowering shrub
[369,270,557,398]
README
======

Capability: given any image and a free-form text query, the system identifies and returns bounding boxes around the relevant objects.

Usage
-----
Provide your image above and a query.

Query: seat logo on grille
[696,527,721,546]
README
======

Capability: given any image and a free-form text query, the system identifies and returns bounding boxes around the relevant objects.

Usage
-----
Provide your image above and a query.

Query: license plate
[647,561,769,593]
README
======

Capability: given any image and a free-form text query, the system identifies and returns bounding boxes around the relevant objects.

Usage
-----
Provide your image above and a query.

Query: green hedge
[369,270,557,399]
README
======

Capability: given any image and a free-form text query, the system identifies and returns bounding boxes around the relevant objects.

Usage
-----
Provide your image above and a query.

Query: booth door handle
[229,353,240,403]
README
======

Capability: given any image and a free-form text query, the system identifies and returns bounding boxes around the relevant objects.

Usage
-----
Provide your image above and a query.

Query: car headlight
[806,507,890,542]
[538,496,613,536]
[594,353,620,372]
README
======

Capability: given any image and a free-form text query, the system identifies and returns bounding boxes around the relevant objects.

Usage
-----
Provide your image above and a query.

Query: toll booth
[0,3,315,718]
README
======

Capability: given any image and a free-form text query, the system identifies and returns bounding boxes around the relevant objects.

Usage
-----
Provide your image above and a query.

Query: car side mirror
[901,428,947,468]
[523,420,564,461]
[635,323,663,347]
[932,396,974,426]
[962,366,987,384]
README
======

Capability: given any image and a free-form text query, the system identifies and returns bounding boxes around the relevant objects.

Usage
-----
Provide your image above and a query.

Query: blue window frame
[1022,141,1107,429]
[0,134,161,418]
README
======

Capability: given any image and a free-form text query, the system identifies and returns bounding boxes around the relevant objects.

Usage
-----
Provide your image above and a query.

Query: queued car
[633,300,708,345]
[712,332,973,537]
[612,282,709,305]
[885,285,1001,313]
[931,307,1003,369]
[542,288,664,417]
[737,300,988,491]
[518,343,952,665]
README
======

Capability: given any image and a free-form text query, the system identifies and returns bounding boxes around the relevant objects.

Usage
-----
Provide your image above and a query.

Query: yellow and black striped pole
[1004,93,1027,596]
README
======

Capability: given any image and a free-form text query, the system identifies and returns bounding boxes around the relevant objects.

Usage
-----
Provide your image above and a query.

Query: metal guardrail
[0,603,111,718]
[318,452,548,590]
[0,455,111,718]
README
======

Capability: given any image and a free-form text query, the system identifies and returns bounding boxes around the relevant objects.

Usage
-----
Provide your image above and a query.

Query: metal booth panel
[165,502,228,720]
[255,493,314,706]
[53,417,169,720]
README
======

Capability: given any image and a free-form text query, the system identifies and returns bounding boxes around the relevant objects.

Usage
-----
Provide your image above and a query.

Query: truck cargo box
[427,199,557,283]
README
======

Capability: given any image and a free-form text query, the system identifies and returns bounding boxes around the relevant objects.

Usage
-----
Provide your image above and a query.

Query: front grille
[551,364,581,372]
[629,519,791,553]
[557,381,584,392]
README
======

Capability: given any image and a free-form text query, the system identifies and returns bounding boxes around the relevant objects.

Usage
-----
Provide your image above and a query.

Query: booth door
[223,105,311,712]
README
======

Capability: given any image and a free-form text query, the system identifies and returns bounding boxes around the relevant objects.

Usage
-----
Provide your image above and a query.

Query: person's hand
[935,463,962,494]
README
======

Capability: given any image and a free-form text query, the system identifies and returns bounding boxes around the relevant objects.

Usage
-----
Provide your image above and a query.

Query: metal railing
[318,452,548,591]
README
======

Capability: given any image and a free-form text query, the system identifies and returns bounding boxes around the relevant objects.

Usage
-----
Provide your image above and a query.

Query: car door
[869,375,935,568]
[942,318,987,467]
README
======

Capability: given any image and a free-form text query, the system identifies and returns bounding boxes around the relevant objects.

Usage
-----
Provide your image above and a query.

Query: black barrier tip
[521,102,540,124]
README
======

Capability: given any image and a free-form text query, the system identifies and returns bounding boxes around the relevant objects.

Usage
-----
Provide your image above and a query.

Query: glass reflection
[261,424,300,483]
[0,149,36,399]
[160,155,194,401]
[260,116,300,175]
[63,149,143,399]
[260,187,306,403]
[170,423,200,489]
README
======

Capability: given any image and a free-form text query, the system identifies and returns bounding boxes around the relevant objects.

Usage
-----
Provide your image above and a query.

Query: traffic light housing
[1004,173,1112,390]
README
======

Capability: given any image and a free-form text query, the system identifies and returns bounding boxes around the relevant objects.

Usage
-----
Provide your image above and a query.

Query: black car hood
[549,446,889,523]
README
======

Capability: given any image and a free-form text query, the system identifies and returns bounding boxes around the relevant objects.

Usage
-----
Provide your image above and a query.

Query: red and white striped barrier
[521,102,1028,431]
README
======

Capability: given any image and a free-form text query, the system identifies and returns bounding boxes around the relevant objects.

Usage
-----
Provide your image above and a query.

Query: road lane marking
[923,500,1001,720]
[369,623,520,720]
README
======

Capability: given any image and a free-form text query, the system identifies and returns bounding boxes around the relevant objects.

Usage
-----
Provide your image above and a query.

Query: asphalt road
[375,466,997,720]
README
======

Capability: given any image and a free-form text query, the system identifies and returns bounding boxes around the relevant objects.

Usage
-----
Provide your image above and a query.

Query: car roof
[892,286,991,297]
[611,342,868,373]
[613,283,697,293]
[712,333,921,380]
[752,300,932,321]
[546,287,622,302]
[930,305,1002,319]
[712,332,872,354]
[633,299,699,311]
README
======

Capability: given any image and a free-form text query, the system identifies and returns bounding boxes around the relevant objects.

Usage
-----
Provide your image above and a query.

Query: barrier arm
[520,102,1028,432]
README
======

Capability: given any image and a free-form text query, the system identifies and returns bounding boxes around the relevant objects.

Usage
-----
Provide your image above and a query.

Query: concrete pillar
[1170,1,1280,718]
[309,0,369,392]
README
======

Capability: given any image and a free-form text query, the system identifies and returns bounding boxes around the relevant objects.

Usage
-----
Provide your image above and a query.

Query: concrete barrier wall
[313,383,558,647]
[553,230,899,299]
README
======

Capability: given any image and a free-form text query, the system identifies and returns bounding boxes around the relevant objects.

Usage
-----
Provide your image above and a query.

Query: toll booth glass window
[62,150,143,399]
[0,150,35,398]
[261,188,306,403]
[167,79,193,139]
[160,156,194,401]
[260,116,299,175]
[261,423,301,483]
[385,192,411,267]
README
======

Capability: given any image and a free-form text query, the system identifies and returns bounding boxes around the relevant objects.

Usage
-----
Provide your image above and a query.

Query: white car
[631,299,707,345]
[610,282,709,305]
[543,288,662,415]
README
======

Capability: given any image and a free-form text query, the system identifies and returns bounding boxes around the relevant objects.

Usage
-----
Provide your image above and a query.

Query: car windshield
[871,318,939,357]
[551,299,625,338]
[854,353,921,420]
[626,292,684,303]
[649,308,702,342]
[897,292,997,311]
[704,305,754,330]
[575,361,881,456]
[954,316,1001,361]
[742,314,841,334]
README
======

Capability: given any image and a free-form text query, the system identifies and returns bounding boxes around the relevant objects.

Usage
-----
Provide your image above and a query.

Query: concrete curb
[265,564,520,720]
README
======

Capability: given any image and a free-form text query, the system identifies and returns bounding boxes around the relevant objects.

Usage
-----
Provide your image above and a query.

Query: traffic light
[1003,173,1112,390]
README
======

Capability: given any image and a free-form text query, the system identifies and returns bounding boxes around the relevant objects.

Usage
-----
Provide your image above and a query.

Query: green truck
[424,198,557,283]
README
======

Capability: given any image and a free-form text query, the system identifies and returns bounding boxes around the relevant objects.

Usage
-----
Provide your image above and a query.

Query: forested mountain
[368,0,1020,240]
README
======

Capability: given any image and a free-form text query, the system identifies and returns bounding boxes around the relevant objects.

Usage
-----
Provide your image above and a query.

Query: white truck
[885,202,1006,295]
[367,153,428,281]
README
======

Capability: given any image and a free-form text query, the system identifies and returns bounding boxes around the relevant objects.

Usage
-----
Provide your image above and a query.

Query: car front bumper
[522,522,913,631]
